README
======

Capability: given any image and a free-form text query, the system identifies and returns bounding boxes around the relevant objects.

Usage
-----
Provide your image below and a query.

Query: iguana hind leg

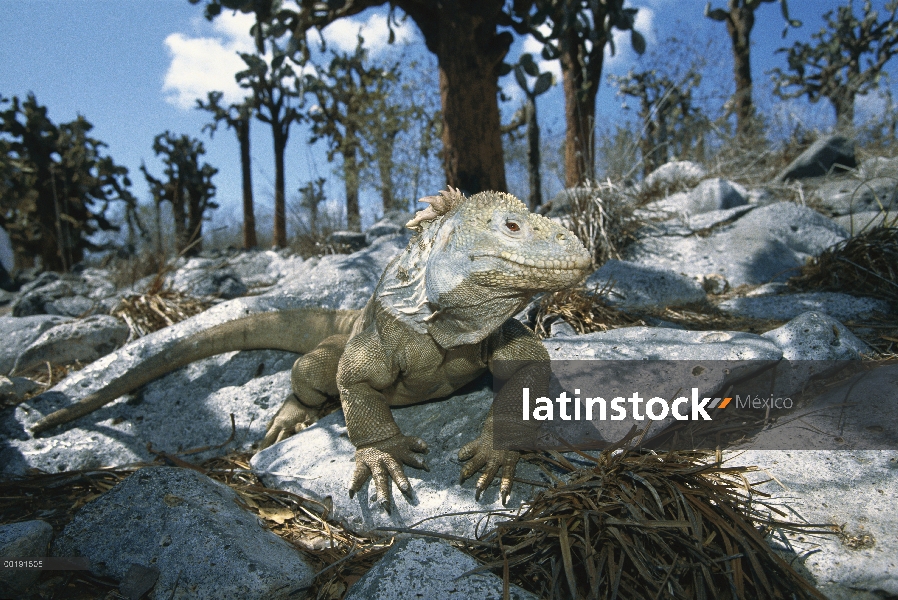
[260,334,348,449]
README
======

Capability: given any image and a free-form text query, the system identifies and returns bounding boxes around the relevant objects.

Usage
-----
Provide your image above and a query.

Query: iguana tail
[30,307,360,434]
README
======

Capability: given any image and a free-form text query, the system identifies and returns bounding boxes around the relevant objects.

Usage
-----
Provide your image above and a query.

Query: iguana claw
[260,394,321,450]
[458,435,520,506]
[348,434,429,512]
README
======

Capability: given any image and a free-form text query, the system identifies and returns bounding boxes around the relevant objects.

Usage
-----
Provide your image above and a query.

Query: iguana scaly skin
[32,189,591,509]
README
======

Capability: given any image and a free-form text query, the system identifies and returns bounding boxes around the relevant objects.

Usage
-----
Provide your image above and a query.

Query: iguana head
[409,188,591,293]
[378,188,591,347]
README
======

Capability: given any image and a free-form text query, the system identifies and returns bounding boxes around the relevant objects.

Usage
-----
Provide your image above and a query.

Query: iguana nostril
[556,233,565,241]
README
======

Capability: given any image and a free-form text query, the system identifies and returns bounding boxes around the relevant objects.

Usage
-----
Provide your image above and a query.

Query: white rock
[734,447,898,599]
[762,311,872,360]
[270,233,409,305]
[53,467,315,600]
[858,155,898,179]
[549,319,577,337]
[13,314,130,374]
[0,375,40,403]
[813,177,898,216]
[585,260,706,309]
[251,387,547,538]
[643,161,707,192]
[0,314,73,375]
[833,210,895,234]
[718,292,889,322]
[2,351,295,477]
[345,538,537,600]
[625,202,848,286]
[545,327,783,361]
[684,178,749,214]
[776,135,856,181]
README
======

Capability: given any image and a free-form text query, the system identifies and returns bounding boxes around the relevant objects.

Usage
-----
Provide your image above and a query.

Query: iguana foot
[348,434,429,514]
[259,394,321,450]
[458,436,521,505]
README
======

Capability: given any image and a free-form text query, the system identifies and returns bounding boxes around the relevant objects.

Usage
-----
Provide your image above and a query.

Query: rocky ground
[1,135,896,599]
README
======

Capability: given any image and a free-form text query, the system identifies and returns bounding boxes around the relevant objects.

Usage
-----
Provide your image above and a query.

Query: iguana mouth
[474,252,591,271]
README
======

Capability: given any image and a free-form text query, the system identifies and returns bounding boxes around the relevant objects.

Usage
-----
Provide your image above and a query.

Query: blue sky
[2,0,897,256]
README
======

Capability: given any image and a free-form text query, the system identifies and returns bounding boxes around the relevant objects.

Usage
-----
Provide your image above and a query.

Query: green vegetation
[0,94,139,271]
[141,132,218,256]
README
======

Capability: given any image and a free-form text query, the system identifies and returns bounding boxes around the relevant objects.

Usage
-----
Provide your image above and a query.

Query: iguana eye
[505,221,520,232]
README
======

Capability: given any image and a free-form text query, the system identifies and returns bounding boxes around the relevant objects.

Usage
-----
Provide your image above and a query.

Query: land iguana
[31,188,592,510]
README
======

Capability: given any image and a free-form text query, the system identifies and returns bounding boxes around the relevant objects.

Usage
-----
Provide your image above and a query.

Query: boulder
[271,233,409,303]
[684,178,748,214]
[328,230,369,252]
[16,271,61,296]
[757,311,873,399]
[637,205,756,236]
[717,292,889,322]
[812,177,898,216]
[545,326,783,361]
[0,314,73,375]
[13,314,130,374]
[53,467,315,600]
[625,202,848,286]
[251,386,547,538]
[365,210,413,245]
[734,446,898,599]
[858,155,898,179]
[776,135,857,181]
[12,279,78,317]
[224,250,305,289]
[642,160,707,194]
[11,270,118,317]
[0,520,54,595]
[585,260,706,309]
[46,295,96,316]
[167,259,248,299]
[0,375,41,404]
[833,210,895,233]
[549,319,578,337]
[345,538,537,600]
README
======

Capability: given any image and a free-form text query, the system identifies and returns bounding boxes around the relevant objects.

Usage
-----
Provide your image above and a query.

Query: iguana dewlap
[31,188,591,510]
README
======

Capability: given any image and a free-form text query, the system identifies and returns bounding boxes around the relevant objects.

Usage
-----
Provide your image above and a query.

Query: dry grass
[789,225,898,306]
[532,287,645,338]
[534,288,786,339]
[110,290,213,342]
[560,181,642,267]
[469,444,833,600]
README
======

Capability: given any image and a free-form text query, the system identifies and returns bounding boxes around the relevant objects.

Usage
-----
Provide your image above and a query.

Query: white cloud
[162,12,256,110]
[321,13,414,57]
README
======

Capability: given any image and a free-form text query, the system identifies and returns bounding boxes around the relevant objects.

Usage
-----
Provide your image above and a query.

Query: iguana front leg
[260,334,348,449]
[459,319,550,504]
[338,328,429,512]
